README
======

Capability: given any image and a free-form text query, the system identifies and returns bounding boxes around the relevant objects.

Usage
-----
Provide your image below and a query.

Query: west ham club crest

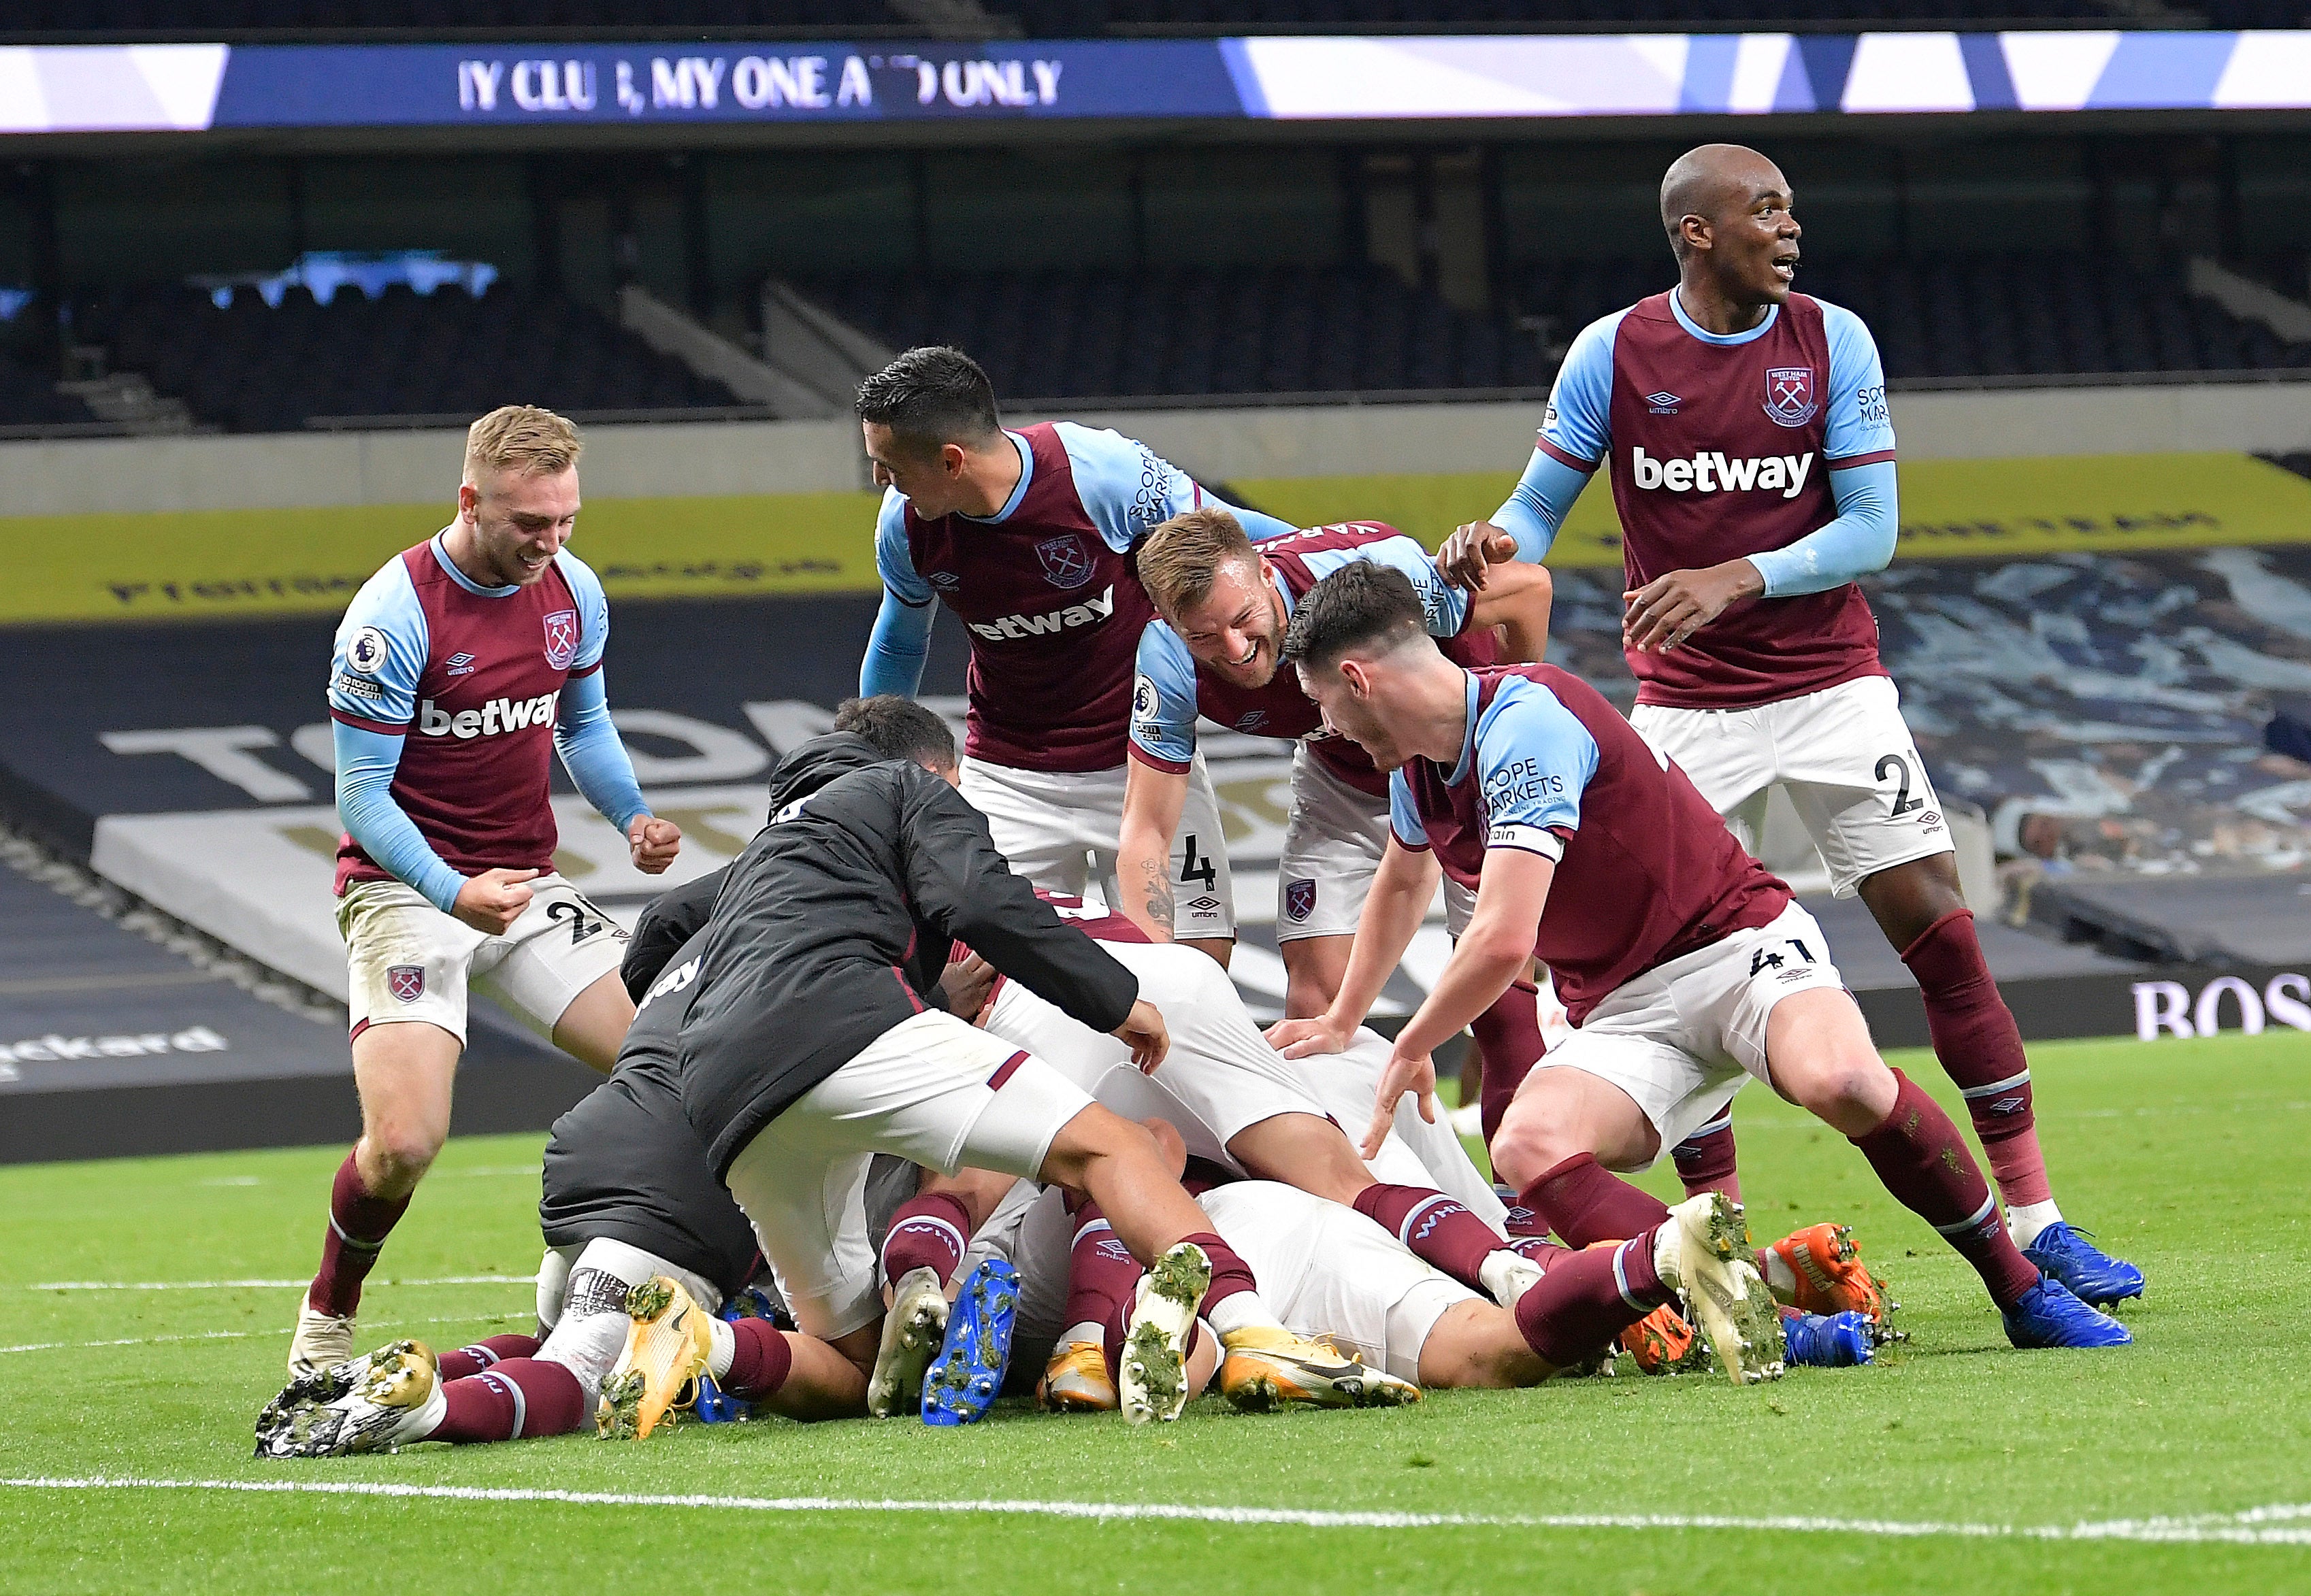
[1036,535,1094,589]
[1763,366,1820,428]
[387,965,426,1003]
[1283,878,1317,923]
[542,608,579,669]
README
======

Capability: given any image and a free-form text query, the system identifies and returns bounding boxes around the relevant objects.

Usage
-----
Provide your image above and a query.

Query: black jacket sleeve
[889,765,1138,1034]
[621,865,729,1001]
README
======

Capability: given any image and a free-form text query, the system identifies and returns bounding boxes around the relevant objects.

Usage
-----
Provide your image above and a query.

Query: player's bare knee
[1488,1110,1578,1192]
[359,1128,440,1191]
[1785,1051,1897,1131]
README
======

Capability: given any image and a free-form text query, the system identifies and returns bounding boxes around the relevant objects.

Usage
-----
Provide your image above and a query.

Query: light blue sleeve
[1388,769,1430,850]
[327,562,427,727]
[1051,422,1298,550]
[1357,535,1472,637]
[555,668,650,835]
[1472,680,1600,861]
[333,721,465,914]
[1128,622,1202,770]
[1535,312,1620,469]
[1490,449,1596,566]
[1820,301,1897,463]
[863,489,936,697]
[1746,459,1900,597]
[556,551,610,672]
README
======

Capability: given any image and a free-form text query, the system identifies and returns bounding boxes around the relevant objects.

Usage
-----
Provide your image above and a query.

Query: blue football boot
[1779,1308,1875,1369]
[922,1258,1021,1427]
[2020,1222,2145,1308]
[2002,1275,2133,1349]
[690,1371,751,1424]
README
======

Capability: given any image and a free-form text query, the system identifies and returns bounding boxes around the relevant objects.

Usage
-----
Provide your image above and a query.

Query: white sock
[1477,1250,1538,1306]
[1652,1226,1683,1294]
[1761,1248,1798,1302]
[2007,1200,2063,1250]
[1060,1319,1104,1350]
[1204,1293,1284,1340]
[706,1317,735,1380]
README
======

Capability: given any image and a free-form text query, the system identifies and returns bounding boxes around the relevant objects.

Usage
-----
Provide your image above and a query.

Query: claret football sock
[1511,1233,1673,1369]
[721,1317,793,1400]
[1351,1184,1509,1290]
[433,1358,587,1443]
[1060,1204,1147,1371]
[1520,1154,1672,1249]
[1900,908,2055,1211]
[1468,980,1545,1146]
[308,1152,411,1319]
[1669,1112,1742,1203]
[879,1193,971,1290]
[436,1333,543,1382]
[1851,1069,2041,1310]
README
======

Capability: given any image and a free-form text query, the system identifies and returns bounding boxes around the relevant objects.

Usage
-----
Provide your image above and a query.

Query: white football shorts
[1630,674,1953,899]
[961,754,1234,940]
[721,1009,1094,1340]
[1522,901,1850,1168]
[338,873,626,1046]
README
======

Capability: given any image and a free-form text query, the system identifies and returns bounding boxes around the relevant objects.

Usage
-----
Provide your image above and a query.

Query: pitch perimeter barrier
[1,450,2305,626]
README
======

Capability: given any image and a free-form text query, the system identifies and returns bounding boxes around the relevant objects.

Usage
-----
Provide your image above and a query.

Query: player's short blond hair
[1137,505,1257,618]
[463,405,583,486]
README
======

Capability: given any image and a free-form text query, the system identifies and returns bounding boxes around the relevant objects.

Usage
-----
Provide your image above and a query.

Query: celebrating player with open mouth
[291,406,682,1378]
[1436,143,2141,1308]
[855,345,1298,961]
[1269,563,2131,1354]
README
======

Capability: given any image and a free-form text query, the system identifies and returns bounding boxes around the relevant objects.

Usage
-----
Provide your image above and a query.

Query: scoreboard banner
[4,31,2310,134]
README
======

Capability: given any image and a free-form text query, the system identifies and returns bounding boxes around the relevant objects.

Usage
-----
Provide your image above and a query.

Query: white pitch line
[0,1478,2306,1546]
[23,1276,536,1291]
[0,1313,527,1357]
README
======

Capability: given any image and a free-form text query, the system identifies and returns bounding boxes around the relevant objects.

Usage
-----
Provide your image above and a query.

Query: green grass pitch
[2,1031,2306,1593]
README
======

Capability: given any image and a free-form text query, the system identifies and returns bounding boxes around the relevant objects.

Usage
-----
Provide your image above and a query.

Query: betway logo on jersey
[1630,447,1815,499]
[966,584,1115,642]
[416,694,559,739]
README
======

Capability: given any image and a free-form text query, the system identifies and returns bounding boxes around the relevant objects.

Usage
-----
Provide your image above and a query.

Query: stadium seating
[0,352,101,431]
[801,264,1550,399]
[67,282,742,434]
[1508,252,2311,382]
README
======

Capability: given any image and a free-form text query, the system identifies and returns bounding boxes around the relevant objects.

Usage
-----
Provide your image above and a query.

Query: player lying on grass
[999,1119,1876,1407]
[293,405,685,1379]
[670,701,1427,1423]
[1268,563,2131,1356]
[1439,142,2141,1310]
[635,701,1557,1377]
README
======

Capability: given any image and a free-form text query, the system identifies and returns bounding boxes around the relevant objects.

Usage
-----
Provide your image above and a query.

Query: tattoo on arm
[1140,859,1174,932]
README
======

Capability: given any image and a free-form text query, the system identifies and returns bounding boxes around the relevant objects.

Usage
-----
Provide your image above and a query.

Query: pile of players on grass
[254,142,2143,1460]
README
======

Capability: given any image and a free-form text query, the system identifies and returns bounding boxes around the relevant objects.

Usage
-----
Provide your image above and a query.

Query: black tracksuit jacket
[674,733,1140,1180]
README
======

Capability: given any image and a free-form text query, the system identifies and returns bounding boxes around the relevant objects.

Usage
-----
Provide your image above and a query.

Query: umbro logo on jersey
[1644,391,1682,414]
[1630,446,1815,499]
[966,584,1115,642]
[417,694,558,739]
[446,652,478,677]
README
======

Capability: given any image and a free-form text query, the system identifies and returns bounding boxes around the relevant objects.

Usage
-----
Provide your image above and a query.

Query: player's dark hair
[833,695,957,771]
[1279,562,1428,674]
[855,346,1002,453]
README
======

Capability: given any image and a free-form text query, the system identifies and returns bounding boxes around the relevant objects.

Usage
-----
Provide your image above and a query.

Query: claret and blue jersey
[327,532,647,913]
[859,420,1296,774]
[1496,290,1902,710]
[1390,663,1789,1024]
[1129,522,1481,797]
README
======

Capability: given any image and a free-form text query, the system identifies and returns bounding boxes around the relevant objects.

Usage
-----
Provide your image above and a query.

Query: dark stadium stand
[0,353,101,432]
[802,263,1550,400]
[67,282,742,434]
[1005,0,2115,32]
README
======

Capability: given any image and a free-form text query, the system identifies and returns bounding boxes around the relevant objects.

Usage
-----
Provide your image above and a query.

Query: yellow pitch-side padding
[0,490,884,625]
[3,452,2307,626]
[1232,452,2311,567]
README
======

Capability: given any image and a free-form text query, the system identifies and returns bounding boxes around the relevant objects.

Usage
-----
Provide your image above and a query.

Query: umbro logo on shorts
[1185,895,1221,914]
[387,965,425,1003]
